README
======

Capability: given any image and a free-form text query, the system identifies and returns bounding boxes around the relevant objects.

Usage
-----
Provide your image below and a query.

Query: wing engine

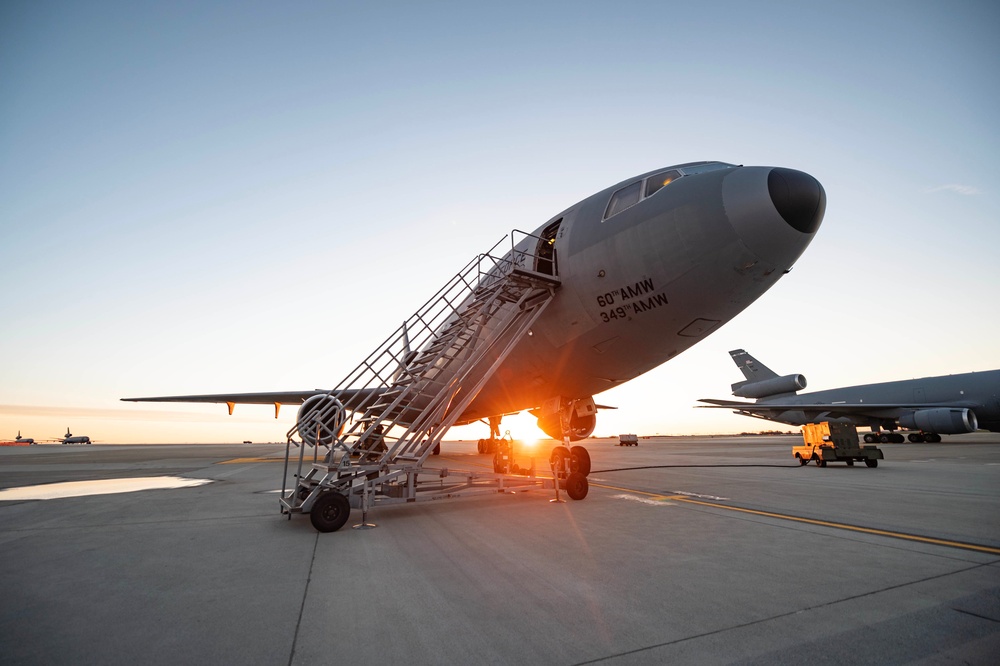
[899,408,978,434]
[296,394,347,447]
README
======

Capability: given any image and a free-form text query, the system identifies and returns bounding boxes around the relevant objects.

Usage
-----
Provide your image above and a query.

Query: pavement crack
[952,607,1000,623]
[288,531,319,666]
[572,561,996,665]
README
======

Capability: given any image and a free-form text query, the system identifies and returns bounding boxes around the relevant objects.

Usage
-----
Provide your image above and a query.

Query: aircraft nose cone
[721,166,825,270]
[767,168,825,234]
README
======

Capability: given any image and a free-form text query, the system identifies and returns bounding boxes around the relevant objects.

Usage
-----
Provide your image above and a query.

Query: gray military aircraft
[700,349,1000,442]
[124,162,826,454]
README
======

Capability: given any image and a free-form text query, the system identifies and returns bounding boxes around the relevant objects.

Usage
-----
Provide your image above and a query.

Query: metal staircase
[280,231,562,529]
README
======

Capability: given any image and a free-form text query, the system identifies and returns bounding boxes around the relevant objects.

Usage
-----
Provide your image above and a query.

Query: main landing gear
[863,431,942,444]
[864,431,905,444]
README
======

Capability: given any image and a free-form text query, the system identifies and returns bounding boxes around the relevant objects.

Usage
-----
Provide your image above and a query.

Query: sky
[2,1,998,444]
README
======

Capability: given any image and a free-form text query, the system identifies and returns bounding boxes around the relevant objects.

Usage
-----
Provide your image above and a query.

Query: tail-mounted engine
[296,394,346,447]
[899,408,978,434]
[732,374,807,399]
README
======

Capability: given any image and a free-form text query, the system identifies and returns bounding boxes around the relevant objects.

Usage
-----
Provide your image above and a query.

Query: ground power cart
[794,422,884,468]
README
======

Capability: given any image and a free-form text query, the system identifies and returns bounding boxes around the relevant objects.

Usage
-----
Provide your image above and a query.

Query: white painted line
[612,494,673,506]
[671,490,729,501]
[0,476,213,501]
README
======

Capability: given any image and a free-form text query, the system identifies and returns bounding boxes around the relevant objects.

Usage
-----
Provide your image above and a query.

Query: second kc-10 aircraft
[700,349,1000,442]
[124,161,826,455]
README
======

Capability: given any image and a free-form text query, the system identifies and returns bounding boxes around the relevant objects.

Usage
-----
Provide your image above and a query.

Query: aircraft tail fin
[729,349,779,392]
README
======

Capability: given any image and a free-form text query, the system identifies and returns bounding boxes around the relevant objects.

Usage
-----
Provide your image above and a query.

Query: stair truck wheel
[570,445,591,477]
[310,491,351,533]
[563,472,589,500]
[865,458,878,468]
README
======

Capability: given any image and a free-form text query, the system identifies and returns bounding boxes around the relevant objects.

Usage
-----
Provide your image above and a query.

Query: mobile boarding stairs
[280,231,589,532]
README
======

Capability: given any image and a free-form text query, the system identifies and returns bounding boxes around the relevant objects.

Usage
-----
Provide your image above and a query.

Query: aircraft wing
[122,391,330,406]
[696,398,976,417]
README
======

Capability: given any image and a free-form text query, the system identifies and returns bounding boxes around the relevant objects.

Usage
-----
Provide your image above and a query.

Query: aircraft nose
[722,166,825,270]
[767,168,825,234]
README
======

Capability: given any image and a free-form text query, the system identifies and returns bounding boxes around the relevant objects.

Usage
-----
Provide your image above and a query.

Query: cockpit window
[644,170,682,198]
[604,181,641,219]
[603,163,738,221]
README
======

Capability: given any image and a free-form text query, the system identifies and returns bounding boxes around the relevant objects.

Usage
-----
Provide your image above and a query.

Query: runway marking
[219,457,285,464]
[670,496,1000,555]
[612,494,674,506]
[670,490,729,501]
[0,476,213,501]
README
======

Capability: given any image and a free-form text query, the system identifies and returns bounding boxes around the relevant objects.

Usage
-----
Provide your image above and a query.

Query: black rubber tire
[310,492,350,533]
[865,459,878,468]
[797,455,808,466]
[863,433,875,444]
[817,459,827,468]
[549,446,571,478]
[570,445,592,477]
[846,459,854,466]
[564,472,589,500]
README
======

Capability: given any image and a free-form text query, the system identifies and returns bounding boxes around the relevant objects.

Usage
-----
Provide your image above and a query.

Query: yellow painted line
[218,457,285,464]
[671,496,1000,555]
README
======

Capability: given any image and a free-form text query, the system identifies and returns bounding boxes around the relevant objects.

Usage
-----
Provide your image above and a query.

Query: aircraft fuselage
[460,162,825,422]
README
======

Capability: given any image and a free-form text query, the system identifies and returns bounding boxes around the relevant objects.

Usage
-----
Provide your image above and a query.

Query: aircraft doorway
[535,219,561,276]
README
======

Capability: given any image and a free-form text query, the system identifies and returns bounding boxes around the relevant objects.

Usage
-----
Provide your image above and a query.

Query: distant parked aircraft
[700,349,1000,442]
[53,428,93,445]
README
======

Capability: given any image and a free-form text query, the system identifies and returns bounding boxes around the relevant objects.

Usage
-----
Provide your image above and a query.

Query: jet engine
[899,408,978,434]
[296,394,346,446]
[535,397,597,441]
[732,374,806,399]
[537,412,596,441]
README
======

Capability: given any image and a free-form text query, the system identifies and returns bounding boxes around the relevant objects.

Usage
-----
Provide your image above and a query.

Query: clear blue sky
[2,1,998,443]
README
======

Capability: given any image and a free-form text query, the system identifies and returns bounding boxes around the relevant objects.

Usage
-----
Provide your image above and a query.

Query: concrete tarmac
[1,435,998,665]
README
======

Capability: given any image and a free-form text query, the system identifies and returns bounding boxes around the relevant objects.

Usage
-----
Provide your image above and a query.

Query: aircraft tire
[864,434,875,444]
[927,434,942,443]
[310,491,350,533]
[865,459,878,468]
[549,446,571,478]
[570,446,591,477]
[564,472,589,500]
